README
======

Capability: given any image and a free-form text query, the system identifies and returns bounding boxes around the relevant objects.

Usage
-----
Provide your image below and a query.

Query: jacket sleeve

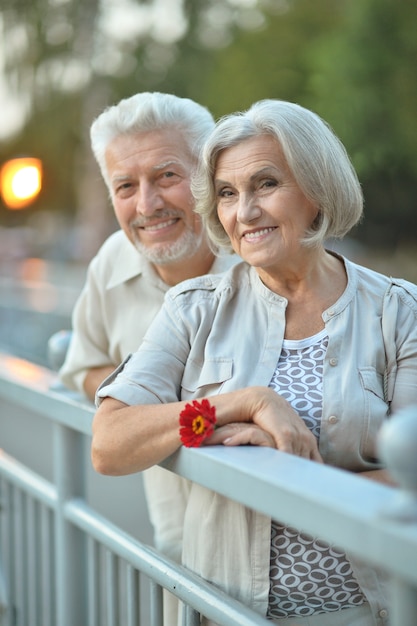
[382,278,417,413]
[96,294,190,407]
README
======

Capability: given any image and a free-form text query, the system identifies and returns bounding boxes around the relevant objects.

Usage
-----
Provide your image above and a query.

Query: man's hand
[84,366,116,402]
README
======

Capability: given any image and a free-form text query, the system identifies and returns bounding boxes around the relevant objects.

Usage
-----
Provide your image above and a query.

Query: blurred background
[1,0,416,366]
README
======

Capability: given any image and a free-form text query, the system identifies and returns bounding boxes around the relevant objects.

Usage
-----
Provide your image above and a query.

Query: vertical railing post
[53,423,87,626]
[378,405,417,626]
[149,580,163,626]
[182,604,200,626]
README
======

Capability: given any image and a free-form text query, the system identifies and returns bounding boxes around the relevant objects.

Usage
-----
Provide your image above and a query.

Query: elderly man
[60,92,237,622]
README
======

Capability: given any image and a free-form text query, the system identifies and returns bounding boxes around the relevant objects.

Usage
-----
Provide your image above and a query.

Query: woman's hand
[92,386,323,476]
[206,423,276,448]
[218,386,323,462]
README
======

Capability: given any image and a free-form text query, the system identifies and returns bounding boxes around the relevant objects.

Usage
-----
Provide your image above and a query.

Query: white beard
[131,225,204,266]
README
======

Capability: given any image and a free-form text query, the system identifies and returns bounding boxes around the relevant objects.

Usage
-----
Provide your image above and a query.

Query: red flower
[179,399,217,447]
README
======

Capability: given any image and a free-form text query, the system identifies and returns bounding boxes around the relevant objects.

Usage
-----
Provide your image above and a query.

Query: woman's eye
[260,179,277,189]
[217,188,234,198]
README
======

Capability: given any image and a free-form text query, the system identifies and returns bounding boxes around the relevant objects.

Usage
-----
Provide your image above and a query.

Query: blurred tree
[0,0,111,255]
[198,0,417,246]
[306,0,417,245]
[199,0,346,116]
[0,0,270,257]
[1,0,416,251]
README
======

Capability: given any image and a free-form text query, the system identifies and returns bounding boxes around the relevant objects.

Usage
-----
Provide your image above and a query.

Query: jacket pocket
[181,358,233,398]
[359,367,389,463]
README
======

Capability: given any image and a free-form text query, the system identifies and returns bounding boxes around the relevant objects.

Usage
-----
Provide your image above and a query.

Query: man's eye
[115,182,131,191]
[114,182,133,197]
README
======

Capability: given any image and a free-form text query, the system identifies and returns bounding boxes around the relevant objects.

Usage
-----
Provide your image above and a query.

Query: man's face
[105,128,204,265]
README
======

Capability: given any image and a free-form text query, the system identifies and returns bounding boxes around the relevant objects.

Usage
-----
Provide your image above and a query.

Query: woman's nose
[236,193,262,223]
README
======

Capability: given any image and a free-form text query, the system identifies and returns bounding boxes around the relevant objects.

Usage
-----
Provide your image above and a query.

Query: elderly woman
[92,100,417,625]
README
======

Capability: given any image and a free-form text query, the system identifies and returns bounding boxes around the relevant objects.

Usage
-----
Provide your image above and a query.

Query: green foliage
[305,0,417,243]
[198,0,346,116]
[309,0,417,176]
[198,0,417,245]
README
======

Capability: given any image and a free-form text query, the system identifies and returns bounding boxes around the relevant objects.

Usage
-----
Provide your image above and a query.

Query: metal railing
[0,351,416,626]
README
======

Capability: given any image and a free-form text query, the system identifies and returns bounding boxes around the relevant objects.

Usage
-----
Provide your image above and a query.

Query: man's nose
[135,183,163,215]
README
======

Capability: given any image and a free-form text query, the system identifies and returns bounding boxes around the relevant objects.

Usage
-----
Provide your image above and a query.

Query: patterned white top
[267,329,366,618]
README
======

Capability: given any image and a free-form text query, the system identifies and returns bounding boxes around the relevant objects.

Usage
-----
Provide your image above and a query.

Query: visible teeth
[143,219,177,231]
[244,227,275,239]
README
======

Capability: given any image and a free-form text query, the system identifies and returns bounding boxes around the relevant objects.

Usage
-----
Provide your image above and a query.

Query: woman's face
[214,134,319,270]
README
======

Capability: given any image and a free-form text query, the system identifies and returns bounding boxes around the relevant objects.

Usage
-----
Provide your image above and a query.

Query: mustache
[130,209,183,228]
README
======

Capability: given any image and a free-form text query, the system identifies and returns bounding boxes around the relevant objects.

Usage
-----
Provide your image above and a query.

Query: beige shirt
[59,228,238,559]
[60,229,237,393]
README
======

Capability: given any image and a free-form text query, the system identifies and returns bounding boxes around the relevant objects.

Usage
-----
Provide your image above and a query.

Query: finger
[204,424,240,445]
[272,427,321,459]
[310,448,324,463]
[224,428,275,448]
[271,426,301,453]
[298,432,323,462]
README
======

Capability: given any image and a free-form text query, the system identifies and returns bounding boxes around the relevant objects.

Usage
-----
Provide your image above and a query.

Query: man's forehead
[108,128,192,160]
[132,127,188,148]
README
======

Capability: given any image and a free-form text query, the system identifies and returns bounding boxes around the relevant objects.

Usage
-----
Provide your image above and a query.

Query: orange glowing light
[0,157,43,209]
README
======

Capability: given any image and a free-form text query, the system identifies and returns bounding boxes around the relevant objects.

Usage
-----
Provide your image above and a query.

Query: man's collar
[106,238,147,289]
[105,231,238,290]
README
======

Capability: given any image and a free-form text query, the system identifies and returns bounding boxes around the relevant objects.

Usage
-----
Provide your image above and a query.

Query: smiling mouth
[243,227,276,240]
[140,218,179,232]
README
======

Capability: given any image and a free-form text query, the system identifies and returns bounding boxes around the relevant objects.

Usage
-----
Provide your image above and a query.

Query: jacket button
[329,415,338,424]
[378,609,388,618]
[329,358,338,366]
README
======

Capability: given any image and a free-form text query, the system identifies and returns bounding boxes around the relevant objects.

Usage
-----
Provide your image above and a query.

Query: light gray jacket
[98,255,417,625]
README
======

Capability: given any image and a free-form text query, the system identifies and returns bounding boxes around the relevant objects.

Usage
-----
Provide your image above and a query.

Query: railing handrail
[163,447,417,585]
[0,450,271,626]
[0,352,94,435]
[1,351,417,625]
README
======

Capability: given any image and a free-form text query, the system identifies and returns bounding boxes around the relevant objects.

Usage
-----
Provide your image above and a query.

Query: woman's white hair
[90,92,215,189]
[192,99,363,251]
